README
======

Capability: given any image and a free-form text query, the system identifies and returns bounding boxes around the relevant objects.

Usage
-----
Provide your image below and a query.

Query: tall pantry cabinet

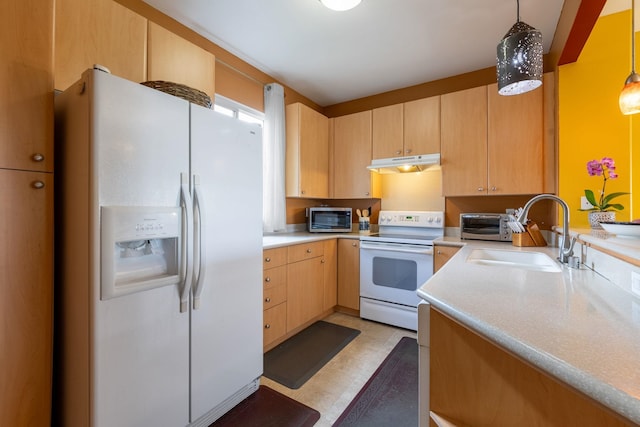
[0,0,54,425]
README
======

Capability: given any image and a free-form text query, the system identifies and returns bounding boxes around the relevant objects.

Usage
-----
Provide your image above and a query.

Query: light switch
[580,196,594,210]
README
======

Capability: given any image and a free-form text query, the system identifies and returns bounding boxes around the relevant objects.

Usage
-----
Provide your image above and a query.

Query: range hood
[367,153,440,174]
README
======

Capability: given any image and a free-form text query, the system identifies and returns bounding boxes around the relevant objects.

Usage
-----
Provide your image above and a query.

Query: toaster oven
[460,213,512,241]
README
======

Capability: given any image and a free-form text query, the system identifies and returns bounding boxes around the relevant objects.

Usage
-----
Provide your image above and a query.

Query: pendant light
[619,0,640,115]
[496,0,543,96]
[319,0,361,12]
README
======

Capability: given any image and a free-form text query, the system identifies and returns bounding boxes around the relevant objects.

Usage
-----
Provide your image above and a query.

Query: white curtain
[263,83,287,232]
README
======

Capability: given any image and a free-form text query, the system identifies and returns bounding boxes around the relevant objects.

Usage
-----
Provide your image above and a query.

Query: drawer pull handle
[265,324,271,329]
[265,297,271,303]
[265,277,271,283]
[32,153,44,162]
[265,257,271,262]
[306,249,312,253]
[321,259,325,264]
[32,181,45,189]
[352,242,357,247]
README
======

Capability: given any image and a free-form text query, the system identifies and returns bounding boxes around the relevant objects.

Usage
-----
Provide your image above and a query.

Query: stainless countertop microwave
[460,213,512,241]
[307,207,352,232]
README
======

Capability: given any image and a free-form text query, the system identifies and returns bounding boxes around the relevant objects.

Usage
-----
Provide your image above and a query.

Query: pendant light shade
[496,1,543,96]
[319,0,361,11]
[619,0,640,115]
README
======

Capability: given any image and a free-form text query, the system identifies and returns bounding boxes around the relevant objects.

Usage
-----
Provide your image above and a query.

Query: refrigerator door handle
[179,173,194,313]
[192,174,206,310]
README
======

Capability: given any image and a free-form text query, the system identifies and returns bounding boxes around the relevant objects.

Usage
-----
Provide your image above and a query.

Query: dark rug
[210,385,319,427]
[264,321,361,389]
[333,336,418,427]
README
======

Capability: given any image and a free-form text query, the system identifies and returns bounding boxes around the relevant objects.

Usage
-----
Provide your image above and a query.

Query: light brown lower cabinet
[430,308,634,426]
[263,248,287,348]
[0,169,53,426]
[433,244,461,272]
[337,239,360,311]
[262,240,338,351]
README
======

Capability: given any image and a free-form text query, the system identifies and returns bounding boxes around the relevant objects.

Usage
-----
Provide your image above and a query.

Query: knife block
[512,221,547,247]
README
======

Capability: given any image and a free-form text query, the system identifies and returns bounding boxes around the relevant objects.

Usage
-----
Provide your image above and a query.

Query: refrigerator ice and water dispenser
[101,206,182,300]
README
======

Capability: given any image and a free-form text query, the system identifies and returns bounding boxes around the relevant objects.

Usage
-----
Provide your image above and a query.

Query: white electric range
[359,210,444,331]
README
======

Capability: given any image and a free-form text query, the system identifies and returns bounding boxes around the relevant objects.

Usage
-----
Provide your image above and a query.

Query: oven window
[371,257,417,291]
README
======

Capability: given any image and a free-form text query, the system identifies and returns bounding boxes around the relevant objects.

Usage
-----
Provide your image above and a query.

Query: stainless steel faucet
[517,194,576,264]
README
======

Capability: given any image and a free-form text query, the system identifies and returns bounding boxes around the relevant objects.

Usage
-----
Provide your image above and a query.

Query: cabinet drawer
[264,284,287,310]
[264,265,286,290]
[263,247,287,269]
[263,303,287,347]
[288,241,324,263]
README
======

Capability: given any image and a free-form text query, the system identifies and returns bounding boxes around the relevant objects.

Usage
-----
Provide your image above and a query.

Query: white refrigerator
[55,68,263,427]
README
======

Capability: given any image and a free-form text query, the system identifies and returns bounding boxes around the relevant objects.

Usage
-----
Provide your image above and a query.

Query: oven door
[360,240,434,307]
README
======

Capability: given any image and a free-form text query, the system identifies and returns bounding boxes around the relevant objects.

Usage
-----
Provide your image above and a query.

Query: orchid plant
[580,157,629,212]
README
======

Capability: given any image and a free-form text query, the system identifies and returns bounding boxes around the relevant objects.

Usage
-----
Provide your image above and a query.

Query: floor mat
[210,385,319,427]
[264,320,360,389]
[333,336,418,426]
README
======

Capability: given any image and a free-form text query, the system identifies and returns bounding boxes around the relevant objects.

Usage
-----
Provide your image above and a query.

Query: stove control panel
[378,210,444,228]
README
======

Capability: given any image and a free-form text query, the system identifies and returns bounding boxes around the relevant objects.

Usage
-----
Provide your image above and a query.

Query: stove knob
[427,217,434,223]
[435,217,442,223]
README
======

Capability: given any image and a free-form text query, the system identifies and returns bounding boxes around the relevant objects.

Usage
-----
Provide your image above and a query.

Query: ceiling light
[319,0,361,12]
[496,0,543,96]
[620,0,640,115]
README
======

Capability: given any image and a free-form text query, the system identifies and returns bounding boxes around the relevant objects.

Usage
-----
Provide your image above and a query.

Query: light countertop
[263,231,361,249]
[418,240,640,425]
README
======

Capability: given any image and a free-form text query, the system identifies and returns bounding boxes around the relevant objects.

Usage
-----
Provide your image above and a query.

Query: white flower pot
[588,211,616,229]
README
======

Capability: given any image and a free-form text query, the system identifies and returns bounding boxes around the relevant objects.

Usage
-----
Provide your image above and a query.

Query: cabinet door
[337,239,360,310]
[285,103,329,198]
[55,0,147,91]
[0,169,53,426]
[263,303,287,348]
[323,239,338,311]
[287,258,324,331]
[372,104,403,159]
[441,86,488,196]
[148,22,215,98]
[488,83,544,195]
[404,96,440,156]
[434,245,461,272]
[333,111,380,198]
[1,0,54,172]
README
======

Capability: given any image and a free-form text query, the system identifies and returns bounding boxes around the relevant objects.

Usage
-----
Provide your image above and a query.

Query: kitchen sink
[466,248,561,272]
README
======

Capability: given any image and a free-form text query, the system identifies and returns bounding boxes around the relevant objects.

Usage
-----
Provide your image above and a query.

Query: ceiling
[141,0,570,106]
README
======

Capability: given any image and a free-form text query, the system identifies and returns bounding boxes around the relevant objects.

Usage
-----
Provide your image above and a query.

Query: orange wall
[559,11,639,227]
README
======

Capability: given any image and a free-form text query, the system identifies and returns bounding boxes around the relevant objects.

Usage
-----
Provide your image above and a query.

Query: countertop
[418,240,640,425]
[263,230,361,249]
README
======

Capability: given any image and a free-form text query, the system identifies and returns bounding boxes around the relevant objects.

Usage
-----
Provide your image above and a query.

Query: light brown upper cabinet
[372,104,403,159]
[487,82,543,195]
[147,22,215,99]
[404,96,441,156]
[441,83,544,196]
[54,0,147,91]
[285,103,329,198]
[441,86,488,196]
[332,111,381,199]
[2,0,54,172]
[372,96,441,160]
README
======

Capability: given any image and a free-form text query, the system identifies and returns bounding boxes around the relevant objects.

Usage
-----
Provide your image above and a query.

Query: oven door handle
[360,241,434,255]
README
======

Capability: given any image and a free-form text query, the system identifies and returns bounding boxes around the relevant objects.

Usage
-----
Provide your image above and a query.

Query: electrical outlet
[632,272,640,297]
[580,196,594,210]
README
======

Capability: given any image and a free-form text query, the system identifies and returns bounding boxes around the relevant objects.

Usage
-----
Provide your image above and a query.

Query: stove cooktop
[361,210,444,245]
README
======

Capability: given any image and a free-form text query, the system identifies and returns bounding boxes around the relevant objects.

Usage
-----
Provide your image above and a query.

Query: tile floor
[260,312,417,427]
